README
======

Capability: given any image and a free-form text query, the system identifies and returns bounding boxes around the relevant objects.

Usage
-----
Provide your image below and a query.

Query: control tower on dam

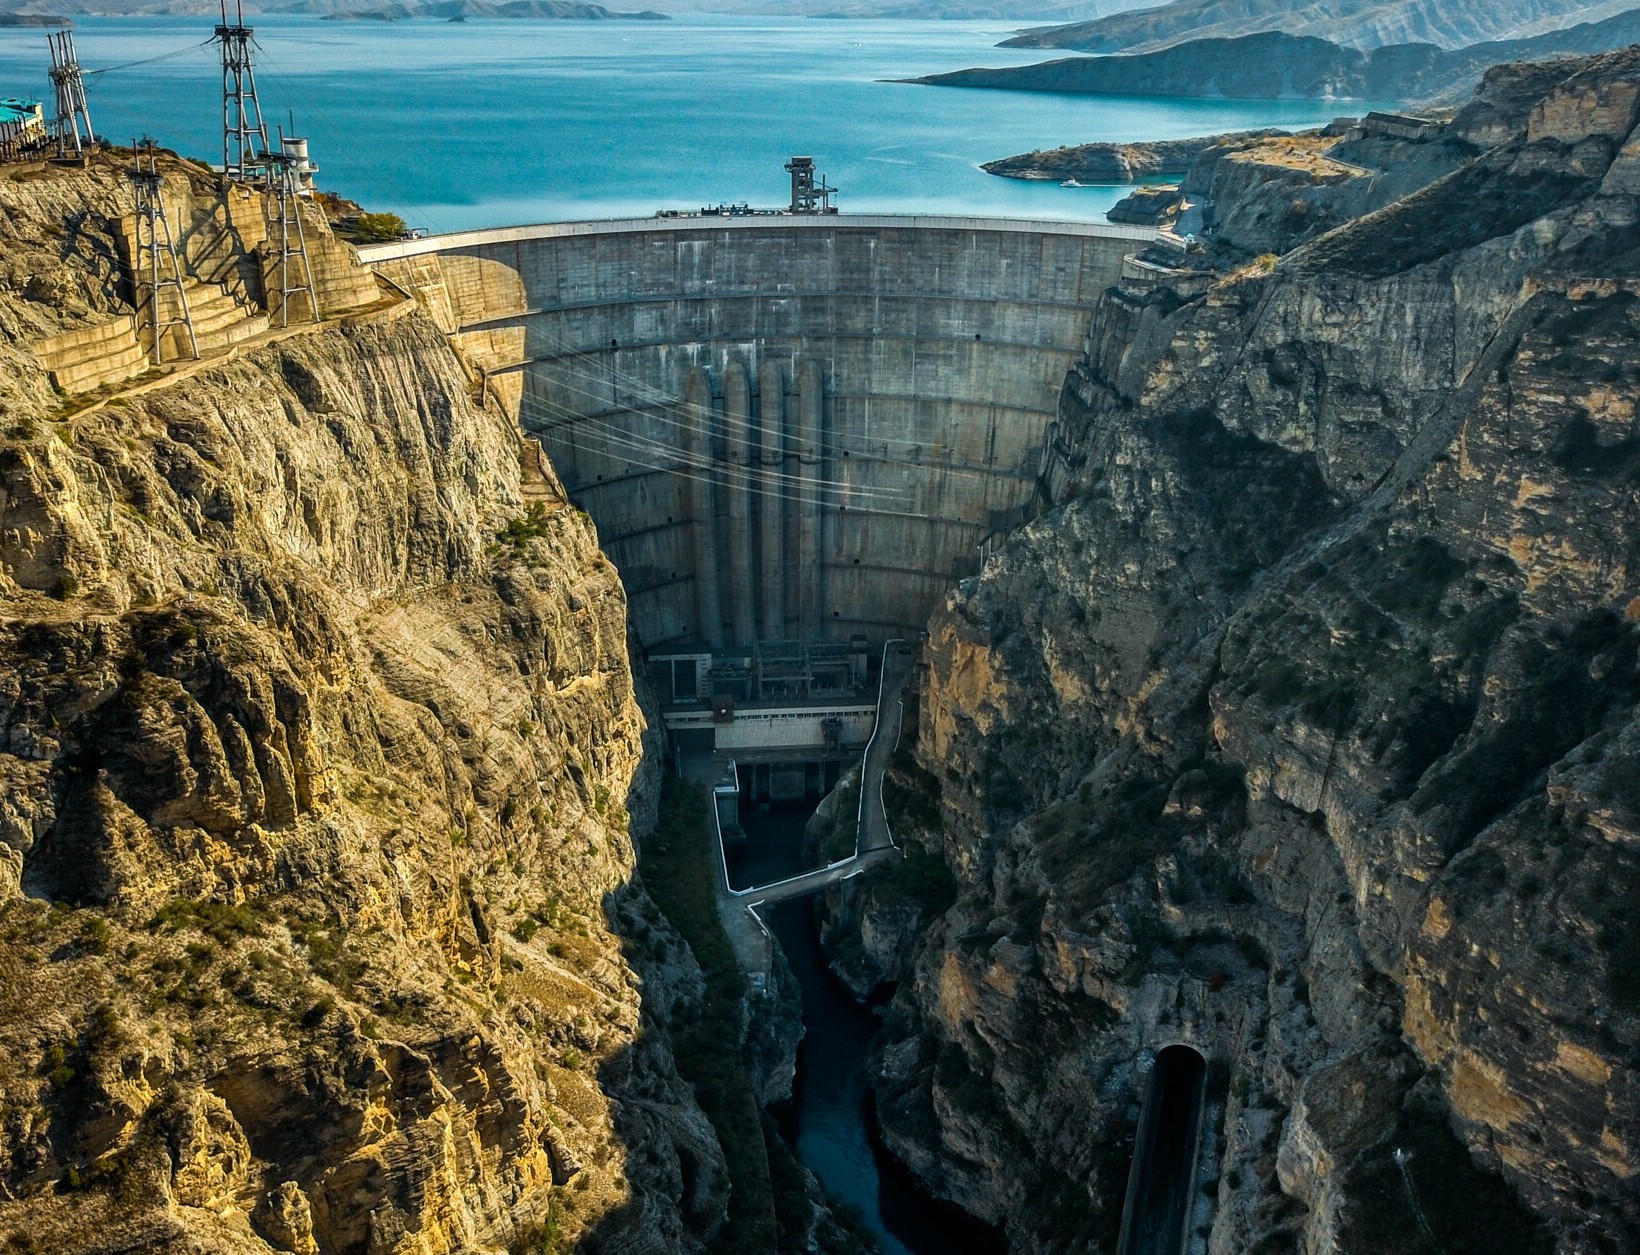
[362,214,1153,661]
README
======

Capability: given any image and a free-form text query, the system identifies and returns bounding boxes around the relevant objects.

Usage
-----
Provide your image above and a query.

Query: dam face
[364,215,1151,659]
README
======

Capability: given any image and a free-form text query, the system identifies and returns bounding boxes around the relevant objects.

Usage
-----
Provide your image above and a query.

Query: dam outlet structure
[363,214,1154,786]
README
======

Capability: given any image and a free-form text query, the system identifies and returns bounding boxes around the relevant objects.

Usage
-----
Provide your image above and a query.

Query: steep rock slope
[842,43,1640,1255]
[0,166,728,1254]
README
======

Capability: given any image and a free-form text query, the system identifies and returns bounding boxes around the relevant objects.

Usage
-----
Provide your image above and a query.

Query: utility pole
[130,140,199,364]
[47,31,94,159]
[215,0,269,181]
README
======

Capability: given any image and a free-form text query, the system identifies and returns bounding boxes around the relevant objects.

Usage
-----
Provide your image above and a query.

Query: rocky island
[909,11,1640,104]
[0,33,1638,1255]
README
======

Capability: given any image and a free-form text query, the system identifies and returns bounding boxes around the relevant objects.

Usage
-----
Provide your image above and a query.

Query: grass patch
[497,502,556,553]
[152,898,265,945]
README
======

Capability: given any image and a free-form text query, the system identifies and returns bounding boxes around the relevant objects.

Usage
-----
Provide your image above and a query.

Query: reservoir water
[3,16,1365,231]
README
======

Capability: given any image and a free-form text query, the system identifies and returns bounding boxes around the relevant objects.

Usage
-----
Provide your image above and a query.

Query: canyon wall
[0,155,734,1255]
[837,44,1640,1255]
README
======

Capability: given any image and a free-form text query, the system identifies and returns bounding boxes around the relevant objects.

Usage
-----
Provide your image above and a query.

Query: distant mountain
[1000,0,1640,53]
[656,0,1157,16]
[0,0,658,11]
[315,0,665,16]
[913,8,1640,102]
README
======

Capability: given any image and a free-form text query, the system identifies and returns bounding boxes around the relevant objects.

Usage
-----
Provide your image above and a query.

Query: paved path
[700,639,918,976]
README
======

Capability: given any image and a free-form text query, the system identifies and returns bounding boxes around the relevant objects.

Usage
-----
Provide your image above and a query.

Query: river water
[730,803,1004,1255]
[2,15,1367,231]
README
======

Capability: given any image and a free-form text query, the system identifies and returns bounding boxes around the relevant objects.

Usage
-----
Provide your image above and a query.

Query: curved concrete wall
[364,215,1153,650]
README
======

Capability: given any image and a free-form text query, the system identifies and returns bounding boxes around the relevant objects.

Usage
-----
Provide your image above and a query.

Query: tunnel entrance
[1117,1044,1208,1255]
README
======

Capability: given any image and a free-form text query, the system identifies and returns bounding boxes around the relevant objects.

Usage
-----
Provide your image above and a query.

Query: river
[2,16,1370,231]
[728,802,1004,1255]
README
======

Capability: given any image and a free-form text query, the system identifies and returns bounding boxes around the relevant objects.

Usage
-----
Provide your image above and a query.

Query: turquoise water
[2,16,1366,231]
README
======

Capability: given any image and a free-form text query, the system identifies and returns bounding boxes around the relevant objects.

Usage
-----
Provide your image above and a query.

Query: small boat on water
[1061,178,1083,188]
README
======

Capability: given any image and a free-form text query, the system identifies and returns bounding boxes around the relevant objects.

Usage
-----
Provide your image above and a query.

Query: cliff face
[0,159,728,1255]
[844,44,1640,1255]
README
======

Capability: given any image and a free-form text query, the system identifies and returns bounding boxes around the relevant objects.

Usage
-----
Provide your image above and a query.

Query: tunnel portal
[1118,1044,1209,1255]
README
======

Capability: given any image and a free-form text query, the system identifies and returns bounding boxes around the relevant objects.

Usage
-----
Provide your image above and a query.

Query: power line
[523,319,986,460]
[83,39,214,79]
[513,389,881,511]
[518,376,908,501]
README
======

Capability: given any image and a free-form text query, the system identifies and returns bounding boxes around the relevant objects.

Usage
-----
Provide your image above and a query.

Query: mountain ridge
[1002,0,1640,53]
[913,15,1640,103]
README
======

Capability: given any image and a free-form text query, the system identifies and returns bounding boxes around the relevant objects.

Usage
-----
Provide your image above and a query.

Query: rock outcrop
[0,154,730,1255]
[838,42,1640,1255]
[980,131,1284,184]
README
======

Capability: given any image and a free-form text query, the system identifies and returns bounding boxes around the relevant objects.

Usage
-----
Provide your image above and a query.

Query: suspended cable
[518,379,910,502]
[514,390,885,512]
[522,319,988,460]
[84,39,215,78]
[516,393,903,508]
[246,41,436,235]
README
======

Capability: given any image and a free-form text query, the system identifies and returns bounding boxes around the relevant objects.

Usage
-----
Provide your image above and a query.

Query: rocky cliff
[0,154,734,1255]
[837,42,1640,1255]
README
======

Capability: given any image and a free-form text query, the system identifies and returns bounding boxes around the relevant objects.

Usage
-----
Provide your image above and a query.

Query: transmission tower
[264,135,319,327]
[215,0,269,181]
[47,31,94,159]
[130,141,199,364]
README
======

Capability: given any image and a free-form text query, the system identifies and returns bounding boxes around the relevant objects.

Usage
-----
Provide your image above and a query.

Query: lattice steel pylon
[263,140,319,327]
[215,0,269,181]
[130,141,200,364]
[47,31,94,159]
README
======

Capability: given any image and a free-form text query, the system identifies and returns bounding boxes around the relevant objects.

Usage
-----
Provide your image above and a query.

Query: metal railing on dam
[361,214,1157,655]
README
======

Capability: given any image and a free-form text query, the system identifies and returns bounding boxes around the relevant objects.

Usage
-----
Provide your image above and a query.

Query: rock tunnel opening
[1117,1043,1209,1255]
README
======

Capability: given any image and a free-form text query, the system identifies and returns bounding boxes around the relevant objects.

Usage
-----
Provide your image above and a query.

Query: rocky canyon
[1,35,1639,1255]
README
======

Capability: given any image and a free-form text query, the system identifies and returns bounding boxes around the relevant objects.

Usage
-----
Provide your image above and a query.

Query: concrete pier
[363,214,1156,652]
[684,366,724,648]
[723,361,757,646]
[757,360,787,639]
[796,357,825,639]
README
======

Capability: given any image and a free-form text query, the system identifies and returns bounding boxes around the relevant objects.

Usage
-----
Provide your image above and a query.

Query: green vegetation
[352,212,407,242]
[510,1194,569,1255]
[152,898,265,945]
[1414,611,1640,855]
[882,741,941,834]
[877,845,957,915]
[638,774,777,1253]
[497,502,556,553]
[289,912,367,995]
[821,775,861,862]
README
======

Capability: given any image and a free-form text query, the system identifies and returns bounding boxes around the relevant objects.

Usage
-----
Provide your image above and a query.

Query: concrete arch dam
[364,215,1153,654]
